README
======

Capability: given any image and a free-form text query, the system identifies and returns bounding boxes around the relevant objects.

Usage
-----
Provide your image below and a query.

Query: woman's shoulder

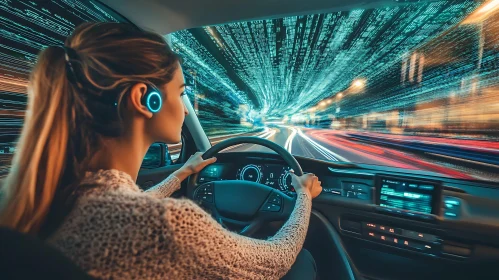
[61,168,211,233]
[74,169,200,209]
[74,182,202,219]
[76,184,166,214]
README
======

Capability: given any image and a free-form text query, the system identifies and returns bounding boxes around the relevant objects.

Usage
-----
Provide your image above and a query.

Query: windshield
[171,0,499,183]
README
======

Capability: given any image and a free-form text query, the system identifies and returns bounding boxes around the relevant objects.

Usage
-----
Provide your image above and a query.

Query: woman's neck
[87,135,151,181]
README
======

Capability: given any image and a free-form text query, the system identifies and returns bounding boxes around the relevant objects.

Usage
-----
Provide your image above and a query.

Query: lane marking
[284,127,297,153]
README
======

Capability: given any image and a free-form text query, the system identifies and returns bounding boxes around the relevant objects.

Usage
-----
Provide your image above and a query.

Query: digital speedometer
[278,166,293,191]
[236,164,263,183]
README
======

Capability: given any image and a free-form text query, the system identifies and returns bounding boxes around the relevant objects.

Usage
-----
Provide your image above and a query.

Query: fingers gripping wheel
[141,85,162,113]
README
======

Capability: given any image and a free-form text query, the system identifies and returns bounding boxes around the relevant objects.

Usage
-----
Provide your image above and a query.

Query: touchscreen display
[378,177,436,214]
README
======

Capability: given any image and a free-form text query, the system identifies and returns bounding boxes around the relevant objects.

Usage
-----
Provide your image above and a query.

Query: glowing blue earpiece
[142,85,162,113]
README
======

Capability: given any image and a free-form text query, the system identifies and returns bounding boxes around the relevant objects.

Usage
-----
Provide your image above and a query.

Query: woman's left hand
[182,152,217,174]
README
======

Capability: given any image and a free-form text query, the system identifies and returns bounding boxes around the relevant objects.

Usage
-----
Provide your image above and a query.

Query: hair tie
[59,46,82,88]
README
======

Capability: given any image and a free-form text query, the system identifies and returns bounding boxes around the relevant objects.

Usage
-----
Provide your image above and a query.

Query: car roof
[100,0,441,34]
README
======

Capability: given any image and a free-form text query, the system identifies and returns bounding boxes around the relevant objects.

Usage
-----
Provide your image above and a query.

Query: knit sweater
[47,169,312,280]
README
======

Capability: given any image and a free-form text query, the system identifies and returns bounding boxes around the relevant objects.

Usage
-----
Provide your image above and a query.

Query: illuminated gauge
[237,164,262,183]
[278,167,293,192]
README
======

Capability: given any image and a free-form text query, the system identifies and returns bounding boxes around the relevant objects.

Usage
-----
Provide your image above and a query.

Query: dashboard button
[195,184,215,203]
[202,187,213,193]
[381,235,401,246]
[401,240,411,248]
[269,197,281,205]
[200,194,213,203]
[415,232,426,239]
[267,193,283,206]
[422,244,434,252]
[365,231,378,239]
[388,227,401,234]
[364,222,377,230]
[195,193,213,203]
[392,237,400,245]
[378,225,402,235]
[261,203,281,212]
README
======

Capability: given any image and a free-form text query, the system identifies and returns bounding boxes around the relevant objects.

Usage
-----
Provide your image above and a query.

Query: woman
[0,22,322,279]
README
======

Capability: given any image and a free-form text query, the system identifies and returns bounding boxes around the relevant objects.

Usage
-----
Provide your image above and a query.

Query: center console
[339,174,471,259]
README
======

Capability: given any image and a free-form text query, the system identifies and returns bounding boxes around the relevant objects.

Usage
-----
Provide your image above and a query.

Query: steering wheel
[187,136,304,236]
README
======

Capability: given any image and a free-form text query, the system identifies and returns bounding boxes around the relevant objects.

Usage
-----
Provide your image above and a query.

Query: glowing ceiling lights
[352,79,366,89]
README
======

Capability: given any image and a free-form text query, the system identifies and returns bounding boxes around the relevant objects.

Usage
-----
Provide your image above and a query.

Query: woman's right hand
[290,171,322,199]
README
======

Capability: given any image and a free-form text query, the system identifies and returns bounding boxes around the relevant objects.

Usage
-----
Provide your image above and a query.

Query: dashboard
[198,163,294,192]
[192,152,499,280]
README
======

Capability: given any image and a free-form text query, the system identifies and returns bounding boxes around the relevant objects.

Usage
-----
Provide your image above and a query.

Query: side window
[0,1,133,178]
[142,144,163,169]
[141,142,181,169]
[167,142,182,163]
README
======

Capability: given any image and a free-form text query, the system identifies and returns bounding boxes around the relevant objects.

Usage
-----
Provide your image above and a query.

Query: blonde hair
[0,22,179,235]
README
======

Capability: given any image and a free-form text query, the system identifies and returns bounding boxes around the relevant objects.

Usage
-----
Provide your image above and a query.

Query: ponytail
[0,46,74,234]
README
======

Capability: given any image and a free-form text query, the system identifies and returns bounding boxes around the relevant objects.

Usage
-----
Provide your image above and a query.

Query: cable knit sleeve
[163,190,312,280]
[47,170,314,280]
[144,174,181,198]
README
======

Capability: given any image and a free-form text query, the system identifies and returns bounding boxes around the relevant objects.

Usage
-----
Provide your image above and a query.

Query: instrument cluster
[198,163,294,192]
[235,164,294,192]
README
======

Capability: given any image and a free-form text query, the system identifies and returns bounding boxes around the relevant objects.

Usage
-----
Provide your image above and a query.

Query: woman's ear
[128,83,153,118]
